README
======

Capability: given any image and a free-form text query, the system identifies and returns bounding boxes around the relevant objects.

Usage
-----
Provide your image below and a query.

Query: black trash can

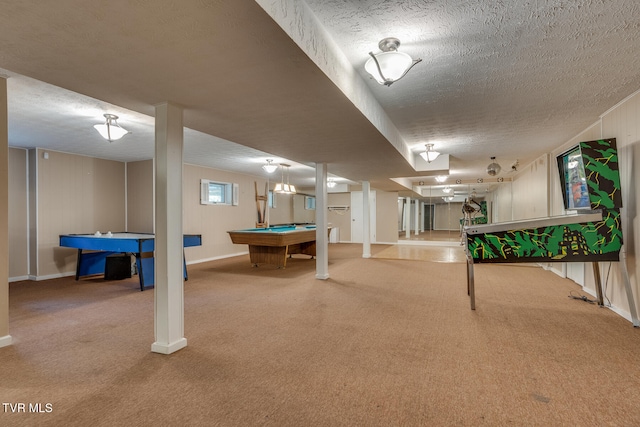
[104,254,132,280]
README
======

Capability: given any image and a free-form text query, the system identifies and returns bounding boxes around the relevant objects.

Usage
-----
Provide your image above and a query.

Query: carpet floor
[2,243,640,426]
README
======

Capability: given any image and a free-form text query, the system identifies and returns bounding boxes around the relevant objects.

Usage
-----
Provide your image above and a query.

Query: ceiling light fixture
[364,37,422,87]
[487,157,502,176]
[442,186,453,194]
[419,144,441,163]
[93,114,129,142]
[262,159,277,174]
[274,164,296,194]
[435,175,447,183]
[327,179,337,188]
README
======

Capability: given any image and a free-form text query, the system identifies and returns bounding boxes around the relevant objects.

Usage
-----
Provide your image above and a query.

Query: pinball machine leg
[620,246,640,327]
[592,262,605,306]
[467,256,476,310]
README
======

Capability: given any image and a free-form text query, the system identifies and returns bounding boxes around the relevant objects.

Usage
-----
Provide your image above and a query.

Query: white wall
[512,154,550,220]
[519,90,640,323]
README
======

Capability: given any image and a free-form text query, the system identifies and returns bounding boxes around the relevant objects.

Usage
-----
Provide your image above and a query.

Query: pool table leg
[248,245,288,268]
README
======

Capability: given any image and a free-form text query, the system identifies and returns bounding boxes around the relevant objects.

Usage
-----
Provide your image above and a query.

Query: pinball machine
[463,138,639,326]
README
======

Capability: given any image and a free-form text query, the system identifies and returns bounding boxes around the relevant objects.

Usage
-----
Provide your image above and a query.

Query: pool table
[59,232,202,291]
[227,225,317,268]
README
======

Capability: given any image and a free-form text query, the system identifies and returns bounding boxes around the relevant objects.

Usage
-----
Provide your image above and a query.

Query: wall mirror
[398,181,513,244]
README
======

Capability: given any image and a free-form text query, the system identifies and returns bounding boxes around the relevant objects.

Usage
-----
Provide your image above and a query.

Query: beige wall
[376,190,399,243]
[434,202,463,231]
[124,160,301,262]
[269,192,294,225]
[183,164,269,262]
[490,182,513,223]
[512,154,550,220]
[38,149,126,278]
[8,147,28,279]
[327,192,351,242]
[127,160,154,233]
[325,189,398,243]
[292,193,315,224]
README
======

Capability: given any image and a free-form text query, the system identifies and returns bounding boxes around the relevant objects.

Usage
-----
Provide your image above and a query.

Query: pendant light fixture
[419,144,441,163]
[262,159,277,174]
[274,164,296,194]
[364,37,422,86]
[93,114,129,142]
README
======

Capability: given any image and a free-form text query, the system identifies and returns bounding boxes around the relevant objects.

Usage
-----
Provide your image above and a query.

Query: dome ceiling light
[93,114,129,142]
[262,159,277,174]
[364,37,422,87]
[419,144,441,163]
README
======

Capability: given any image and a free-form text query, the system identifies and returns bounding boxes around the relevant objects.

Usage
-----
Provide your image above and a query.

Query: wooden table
[227,226,317,268]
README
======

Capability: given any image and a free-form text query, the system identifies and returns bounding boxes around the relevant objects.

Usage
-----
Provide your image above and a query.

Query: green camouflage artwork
[467,209,621,263]
[467,138,623,264]
[579,138,623,210]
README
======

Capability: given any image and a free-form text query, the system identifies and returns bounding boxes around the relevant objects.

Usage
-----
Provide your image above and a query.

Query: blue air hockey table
[59,232,202,291]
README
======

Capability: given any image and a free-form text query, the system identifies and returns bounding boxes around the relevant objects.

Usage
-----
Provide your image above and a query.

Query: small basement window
[305,195,316,210]
[200,179,238,206]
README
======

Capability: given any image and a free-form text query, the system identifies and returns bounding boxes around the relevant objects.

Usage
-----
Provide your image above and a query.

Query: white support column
[405,197,411,239]
[362,181,371,258]
[315,163,329,279]
[151,102,186,355]
[414,199,420,236]
[0,77,11,348]
[420,202,425,232]
[266,176,270,227]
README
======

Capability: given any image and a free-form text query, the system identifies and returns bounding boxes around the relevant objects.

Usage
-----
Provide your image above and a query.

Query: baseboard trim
[0,335,13,348]
[151,338,187,354]
[27,272,75,281]
[581,287,633,325]
[187,252,248,265]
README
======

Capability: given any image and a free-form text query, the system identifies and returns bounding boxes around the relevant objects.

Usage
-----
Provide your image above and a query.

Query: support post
[0,76,11,348]
[315,163,329,279]
[362,181,371,258]
[414,199,419,236]
[151,102,186,354]
[405,197,411,240]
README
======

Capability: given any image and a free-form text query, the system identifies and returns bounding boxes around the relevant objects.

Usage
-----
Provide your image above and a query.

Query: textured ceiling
[2,0,640,192]
[305,0,640,173]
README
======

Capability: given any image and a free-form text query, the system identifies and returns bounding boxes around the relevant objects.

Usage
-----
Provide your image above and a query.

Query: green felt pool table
[227,225,317,268]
